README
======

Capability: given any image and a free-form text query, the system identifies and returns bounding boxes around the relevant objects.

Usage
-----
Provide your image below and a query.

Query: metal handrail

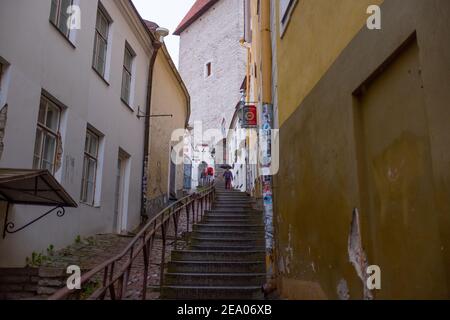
[49,184,216,300]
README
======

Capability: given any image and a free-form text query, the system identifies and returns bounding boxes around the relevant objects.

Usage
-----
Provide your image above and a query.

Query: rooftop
[173,0,219,35]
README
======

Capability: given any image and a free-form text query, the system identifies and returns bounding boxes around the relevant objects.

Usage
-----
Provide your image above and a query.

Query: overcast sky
[132,0,196,68]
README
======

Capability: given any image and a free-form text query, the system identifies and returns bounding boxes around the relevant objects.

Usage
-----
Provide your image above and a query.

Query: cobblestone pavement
[43,206,197,300]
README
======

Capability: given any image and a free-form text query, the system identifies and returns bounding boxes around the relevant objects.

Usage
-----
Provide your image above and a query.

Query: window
[280,0,297,37]
[0,63,3,92]
[206,62,212,78]
[0,58,10,107]
[121,45,135,105]
[81,129,99,205]
[93,5,110,78]
[0,63,4,101]
[50,0,74,38]
[33,96,61,174]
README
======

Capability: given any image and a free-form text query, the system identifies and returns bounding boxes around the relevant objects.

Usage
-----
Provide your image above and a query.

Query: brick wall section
[178,0,246,132]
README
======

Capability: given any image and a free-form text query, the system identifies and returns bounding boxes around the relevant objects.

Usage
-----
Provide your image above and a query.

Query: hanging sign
[242,105,257,128]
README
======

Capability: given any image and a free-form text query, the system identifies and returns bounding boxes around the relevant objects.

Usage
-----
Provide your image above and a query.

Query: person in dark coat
[223,168,233,190]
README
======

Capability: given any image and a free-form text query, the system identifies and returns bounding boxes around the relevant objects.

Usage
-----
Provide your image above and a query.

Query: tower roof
[173,0,219,35]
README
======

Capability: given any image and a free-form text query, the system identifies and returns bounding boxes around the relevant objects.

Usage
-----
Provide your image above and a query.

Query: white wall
[0,0,152,267]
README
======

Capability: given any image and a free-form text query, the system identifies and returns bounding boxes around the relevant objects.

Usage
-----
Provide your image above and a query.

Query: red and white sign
[243,105,257,128]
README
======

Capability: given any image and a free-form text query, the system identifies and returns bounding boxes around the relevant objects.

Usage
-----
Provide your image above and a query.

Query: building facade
[175,0,247,188]
[145,22,191,214]
[0,0,155,267]
[244,0,450,299]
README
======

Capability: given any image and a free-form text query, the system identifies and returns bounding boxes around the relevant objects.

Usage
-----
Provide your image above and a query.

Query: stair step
[206,209,262,214]
[203,218,263,224]
[204,213,262,218]
[190,237,265,247]
[215,204,253,207]
[171,250,265,262]
[190,245,265,251]
[215,198,252,201]
[214,200,255,204]
[161,285,263,300]
[193,224,265,232]
[192,230,264,240]
[215,194,251,197]
[167,261,266,273]
[164,273,266,286]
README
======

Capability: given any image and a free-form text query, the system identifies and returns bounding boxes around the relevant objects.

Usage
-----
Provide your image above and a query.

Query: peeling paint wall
[348,209,372,300]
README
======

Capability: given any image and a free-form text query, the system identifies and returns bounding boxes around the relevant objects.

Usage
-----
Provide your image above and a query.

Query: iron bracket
[2,202,66,239]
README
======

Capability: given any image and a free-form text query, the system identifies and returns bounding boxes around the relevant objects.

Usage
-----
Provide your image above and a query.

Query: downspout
[261,0,272,104]
[260,0,277,296]
[239,37,251,194]
[141,40,162,222]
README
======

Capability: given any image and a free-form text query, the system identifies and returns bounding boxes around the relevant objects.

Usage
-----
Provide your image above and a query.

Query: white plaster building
[175,0,246,188]
[0,0,155,267]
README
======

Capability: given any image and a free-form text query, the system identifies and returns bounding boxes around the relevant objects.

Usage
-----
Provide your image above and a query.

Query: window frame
[92,4,111,79]
[0,63,3,92]
[121,43,135,106]
[49,0,74,40]
[280,0,298,38]
[0,62,4,102]
[80,129,100,206]
[33,95,62,174]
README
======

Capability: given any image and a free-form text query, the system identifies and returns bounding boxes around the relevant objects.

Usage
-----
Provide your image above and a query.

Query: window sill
[49,21,76,49]
[92,67,110,86]
[120,98,135,112]
[80,201,101,209]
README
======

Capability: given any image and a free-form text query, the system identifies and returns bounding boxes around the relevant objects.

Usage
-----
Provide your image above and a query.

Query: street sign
[242,105,257,128]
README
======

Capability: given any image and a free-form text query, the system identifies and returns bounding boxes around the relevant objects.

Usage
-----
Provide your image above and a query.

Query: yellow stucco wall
[273,0,450,299]
[147,49,188,208]
[277,0,384,126]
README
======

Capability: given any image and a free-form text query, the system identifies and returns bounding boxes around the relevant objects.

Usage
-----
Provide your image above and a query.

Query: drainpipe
[261,0,272,105]
[239,38,251,194]
[140,40,162,222]
[260,0,277,297]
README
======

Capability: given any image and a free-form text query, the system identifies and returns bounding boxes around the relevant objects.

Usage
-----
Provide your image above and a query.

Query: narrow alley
[0,0,450,304]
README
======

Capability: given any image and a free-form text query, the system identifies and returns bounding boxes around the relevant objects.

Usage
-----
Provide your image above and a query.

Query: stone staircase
[161,185,266,299]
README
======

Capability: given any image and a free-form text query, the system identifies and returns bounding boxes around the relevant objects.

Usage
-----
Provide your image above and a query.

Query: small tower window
[205,62,212,78]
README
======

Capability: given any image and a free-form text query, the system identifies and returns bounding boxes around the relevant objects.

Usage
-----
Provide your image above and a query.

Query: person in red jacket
[207,167,214,184]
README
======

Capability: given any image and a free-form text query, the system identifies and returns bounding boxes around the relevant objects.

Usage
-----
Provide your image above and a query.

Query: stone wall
[178,0,246,133]
[0,267,66,300]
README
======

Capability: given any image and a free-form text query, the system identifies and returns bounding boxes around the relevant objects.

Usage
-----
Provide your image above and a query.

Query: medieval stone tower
[175,0,246,134]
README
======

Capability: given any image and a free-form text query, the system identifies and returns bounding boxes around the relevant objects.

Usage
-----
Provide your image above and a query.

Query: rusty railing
[49,184,216,300]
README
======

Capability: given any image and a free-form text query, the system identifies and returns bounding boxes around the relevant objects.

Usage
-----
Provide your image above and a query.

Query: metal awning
[0,169,78,238]
[0,168,77,207]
